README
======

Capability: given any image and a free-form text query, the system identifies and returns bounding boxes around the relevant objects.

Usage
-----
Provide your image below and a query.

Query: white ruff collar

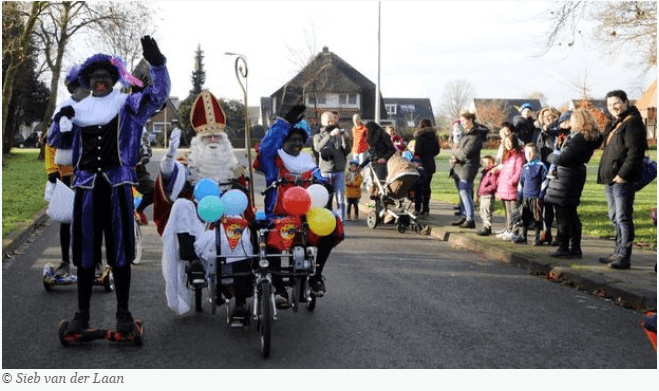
[278,149,316,174]
[73,89,127,127]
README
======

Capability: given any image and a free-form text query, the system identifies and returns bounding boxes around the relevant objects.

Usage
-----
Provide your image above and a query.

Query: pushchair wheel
[367,210,379,229]
[397,222,408,234]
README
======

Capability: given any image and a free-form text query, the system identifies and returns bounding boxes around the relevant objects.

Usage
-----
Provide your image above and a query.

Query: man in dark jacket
[414,118,440,215]
[451,112,484,228]
[597,90,647,270]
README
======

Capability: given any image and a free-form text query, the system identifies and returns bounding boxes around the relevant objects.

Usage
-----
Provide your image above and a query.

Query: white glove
[59,117,73,133]
[161,128,181,177]
[168,128,181,156]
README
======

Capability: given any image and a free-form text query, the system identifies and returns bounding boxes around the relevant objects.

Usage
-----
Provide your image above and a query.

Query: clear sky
[73,1,659,115]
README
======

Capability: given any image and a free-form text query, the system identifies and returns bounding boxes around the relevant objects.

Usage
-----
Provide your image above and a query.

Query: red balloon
[282,186,312,216]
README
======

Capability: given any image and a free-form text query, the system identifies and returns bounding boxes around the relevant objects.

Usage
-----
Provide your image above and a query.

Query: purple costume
[50,55,171,270]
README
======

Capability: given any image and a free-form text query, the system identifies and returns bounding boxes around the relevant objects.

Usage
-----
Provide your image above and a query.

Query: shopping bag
[44,180,55,202]
[47,179,74,223]
[632,156,657,192]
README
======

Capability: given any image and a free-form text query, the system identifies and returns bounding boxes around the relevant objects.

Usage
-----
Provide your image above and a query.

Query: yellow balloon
[306,208,336,236]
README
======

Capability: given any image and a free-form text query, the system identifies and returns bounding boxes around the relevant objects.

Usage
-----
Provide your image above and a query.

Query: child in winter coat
[495,134,526,241]
[515,143,547,245]
[475,155,499,236]
[345,160,363,220]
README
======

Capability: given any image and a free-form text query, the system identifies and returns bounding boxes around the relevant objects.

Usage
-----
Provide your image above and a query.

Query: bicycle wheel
[132,223,142,264]
[258,280,272,358]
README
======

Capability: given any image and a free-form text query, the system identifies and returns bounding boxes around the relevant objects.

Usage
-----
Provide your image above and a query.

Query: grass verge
[431,149,657,248]
[2,149,48,238]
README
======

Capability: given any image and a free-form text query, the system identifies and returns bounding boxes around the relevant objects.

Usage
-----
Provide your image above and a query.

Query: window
[385,104,397,115]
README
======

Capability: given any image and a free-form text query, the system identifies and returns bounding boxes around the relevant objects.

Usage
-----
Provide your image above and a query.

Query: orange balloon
[282,186,312,216]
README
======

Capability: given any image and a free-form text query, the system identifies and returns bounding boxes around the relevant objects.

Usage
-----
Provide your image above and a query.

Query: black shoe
[66,311,90,333]
[54,262,71,276]
[476,227,491,236]
[453,211,462,216]
[115,309,135,333]
[608,259,631,270]
[309,275,326,297]
[275,289,290,309]
[569,249,583,259]
[599,254,618,264]
[513,235,527,244]
[533,238,542,246]
[459,220,475,229]
[231,299,249,319]
[453,205,461,210]
[550,248,571,258]
[187,259,205,287]
[451,218,466,226]
[550,239,560,247]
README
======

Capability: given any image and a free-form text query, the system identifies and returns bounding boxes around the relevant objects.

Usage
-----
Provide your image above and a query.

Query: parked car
[12,132,41,148]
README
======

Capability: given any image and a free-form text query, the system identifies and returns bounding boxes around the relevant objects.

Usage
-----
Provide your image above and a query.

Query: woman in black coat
[544,108,603,258]
[364,121,396,181]
[414,118,440,215]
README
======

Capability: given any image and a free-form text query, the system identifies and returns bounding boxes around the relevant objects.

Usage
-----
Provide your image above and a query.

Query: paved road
[2,150,656,370]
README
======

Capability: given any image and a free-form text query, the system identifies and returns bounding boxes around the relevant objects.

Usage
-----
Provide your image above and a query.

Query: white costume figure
[154,90,253,315]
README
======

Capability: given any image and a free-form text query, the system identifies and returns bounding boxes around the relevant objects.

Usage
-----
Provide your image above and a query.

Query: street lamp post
[225,52,255,208]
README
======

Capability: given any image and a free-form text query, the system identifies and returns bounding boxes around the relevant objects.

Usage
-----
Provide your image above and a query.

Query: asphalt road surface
[2,150,655,374]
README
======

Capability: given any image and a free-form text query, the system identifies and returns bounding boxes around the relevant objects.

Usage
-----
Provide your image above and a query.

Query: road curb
[2,207,50,261]
[431,223,657,311]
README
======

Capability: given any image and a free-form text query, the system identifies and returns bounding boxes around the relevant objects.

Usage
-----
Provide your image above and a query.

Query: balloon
[194,178,220,202]
[134,196,142,209]
[282,186,312,216]
[306,207,336,236]
[197,195,225,223]
[255,210,266,220]
[307,184,329,209]
[221,189,248,216]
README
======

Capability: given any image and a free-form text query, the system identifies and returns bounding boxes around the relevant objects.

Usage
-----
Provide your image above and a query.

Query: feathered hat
[190,90,226,135]
[77,53,143,90]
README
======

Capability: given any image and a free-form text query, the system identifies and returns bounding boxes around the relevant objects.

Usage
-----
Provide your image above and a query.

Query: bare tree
[2,1,49,152]
[439,79,474,121]
[33,2,137,135]
[540,1,657,69]
[96,2,156,72]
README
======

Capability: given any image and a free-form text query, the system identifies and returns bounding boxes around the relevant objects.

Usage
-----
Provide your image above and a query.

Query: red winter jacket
[478,166,499,196]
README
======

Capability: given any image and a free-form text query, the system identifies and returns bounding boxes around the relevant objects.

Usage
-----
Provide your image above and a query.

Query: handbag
[47,179,74,223]
[632,155,657,192]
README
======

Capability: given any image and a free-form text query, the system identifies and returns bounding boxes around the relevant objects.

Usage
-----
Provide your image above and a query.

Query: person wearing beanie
[513,103,540,144]
[44,65,90,277]
[48,36,171,334]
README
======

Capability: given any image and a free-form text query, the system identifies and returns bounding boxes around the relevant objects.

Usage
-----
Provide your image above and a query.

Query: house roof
[637,79,657,110]
[271,47,384,120]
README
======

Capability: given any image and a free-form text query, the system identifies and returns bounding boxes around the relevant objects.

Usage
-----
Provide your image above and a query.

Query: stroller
[366,155,424,233]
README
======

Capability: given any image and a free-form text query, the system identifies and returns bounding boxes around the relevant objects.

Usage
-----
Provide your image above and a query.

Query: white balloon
[307,184,329,209]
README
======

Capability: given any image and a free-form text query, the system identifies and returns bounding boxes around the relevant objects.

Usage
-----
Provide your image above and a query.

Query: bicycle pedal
[230,317,248,328]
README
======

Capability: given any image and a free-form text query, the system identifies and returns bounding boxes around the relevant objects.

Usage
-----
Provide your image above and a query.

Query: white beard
[187,134,239,191]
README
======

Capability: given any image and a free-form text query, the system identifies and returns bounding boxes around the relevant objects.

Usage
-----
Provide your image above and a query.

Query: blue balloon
[221,189,248,216]
[255,210,266,220]
[134,196,142,209]
[194,178,220,202]
[197,195,225,223]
